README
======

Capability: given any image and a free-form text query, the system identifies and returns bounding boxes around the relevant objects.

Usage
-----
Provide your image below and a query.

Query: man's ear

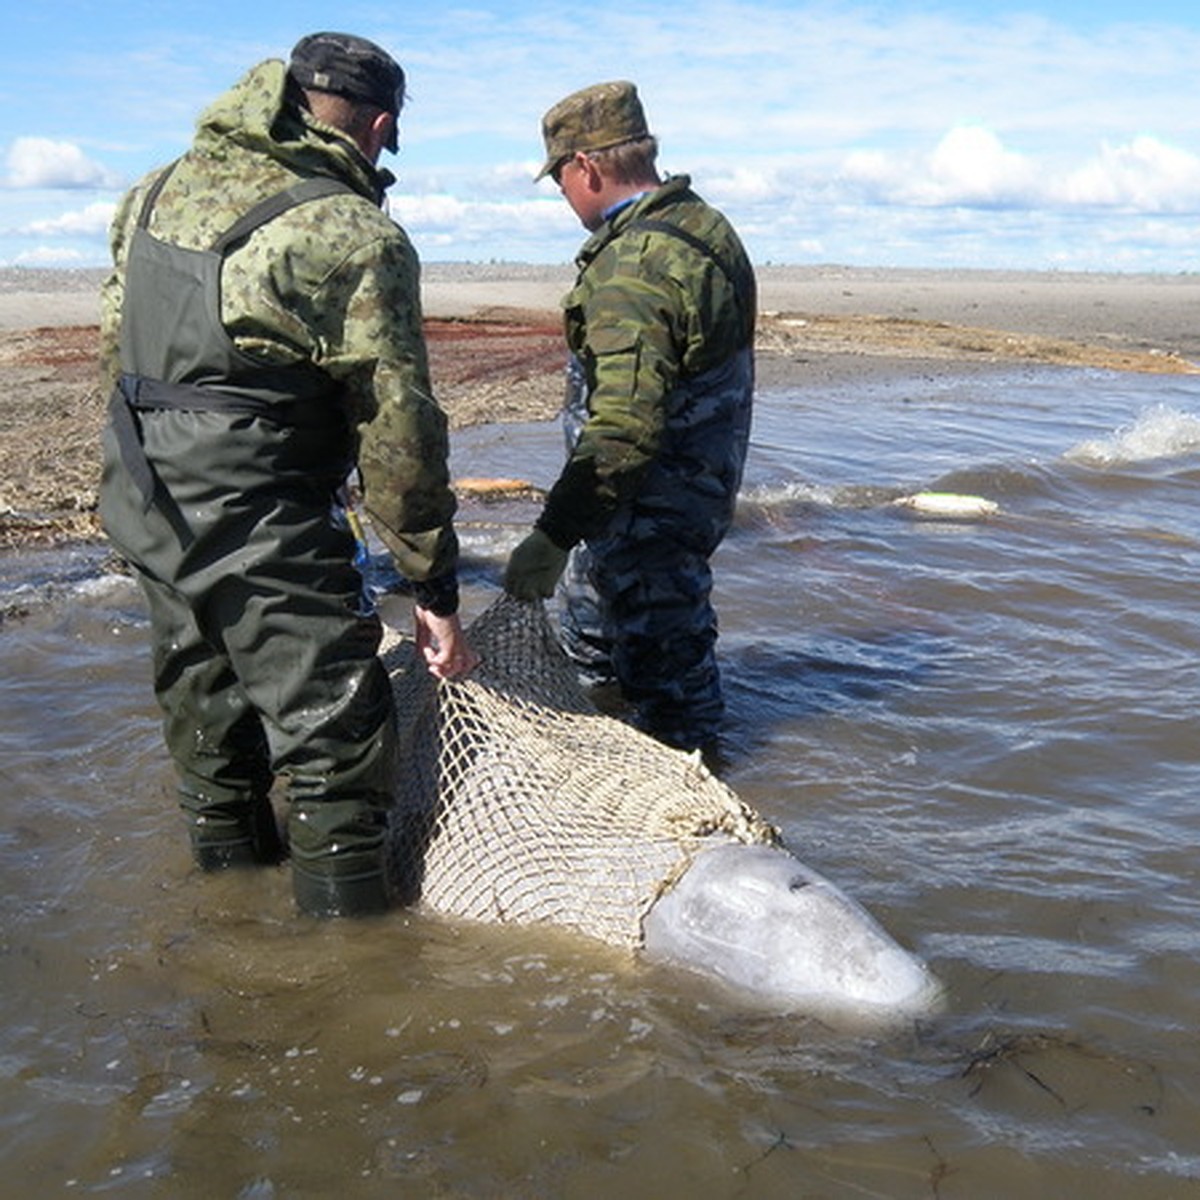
[577,153,603,190]
[366,110,395,161]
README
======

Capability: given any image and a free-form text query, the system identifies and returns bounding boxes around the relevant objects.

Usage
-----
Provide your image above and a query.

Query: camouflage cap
[288,32,406,151]
[535,81,650,181]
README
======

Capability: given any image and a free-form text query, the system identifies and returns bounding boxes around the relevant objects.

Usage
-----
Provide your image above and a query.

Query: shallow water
[3,364,1200,1197]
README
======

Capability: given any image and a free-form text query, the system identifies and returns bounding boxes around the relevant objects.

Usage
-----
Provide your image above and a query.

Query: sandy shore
[429,263,1200,366]
[1,263,1197,550]
[4,263,1198,360]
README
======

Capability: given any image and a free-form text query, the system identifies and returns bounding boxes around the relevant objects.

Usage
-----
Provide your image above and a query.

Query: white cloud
[842,126,1039,208]
[382,4,1200,164]
[391,191,580,259]
[700,166,791,206]
[924,127,1038,206]
[14,245,89,265]
[24,200,116,236]
[4,137,122,189]
[4,3,1200,269]
[837,126,1200,217]
[1057,136,1200,211]
[393,192,571,232]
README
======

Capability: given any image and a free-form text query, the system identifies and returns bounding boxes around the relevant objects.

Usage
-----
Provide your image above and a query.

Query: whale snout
[643,843,940,1019]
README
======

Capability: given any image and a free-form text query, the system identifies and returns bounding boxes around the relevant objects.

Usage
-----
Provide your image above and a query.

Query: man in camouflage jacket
[99,33,476,916]
[504,81,756,764]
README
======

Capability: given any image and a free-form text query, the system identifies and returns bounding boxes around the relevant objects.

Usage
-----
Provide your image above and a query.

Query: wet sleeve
[313,232,459,592]
[537,263,683,548]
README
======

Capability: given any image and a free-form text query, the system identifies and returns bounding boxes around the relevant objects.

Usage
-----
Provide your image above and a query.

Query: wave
[1065,404,1200,467]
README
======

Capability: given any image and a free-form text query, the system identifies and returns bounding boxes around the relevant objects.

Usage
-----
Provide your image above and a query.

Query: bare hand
[413,607,480,679]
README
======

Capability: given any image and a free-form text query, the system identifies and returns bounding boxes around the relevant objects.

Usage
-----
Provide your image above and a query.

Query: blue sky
[3,1,1199,271]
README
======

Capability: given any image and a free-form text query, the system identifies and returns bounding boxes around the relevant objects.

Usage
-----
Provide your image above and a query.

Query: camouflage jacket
[99,58,457,592]
[536,175,756,549]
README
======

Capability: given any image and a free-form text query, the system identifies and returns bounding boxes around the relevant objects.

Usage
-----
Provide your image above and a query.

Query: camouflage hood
[192,58,389,203]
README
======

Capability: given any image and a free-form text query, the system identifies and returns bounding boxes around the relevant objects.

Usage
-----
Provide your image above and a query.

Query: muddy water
[3,365,1200,1197]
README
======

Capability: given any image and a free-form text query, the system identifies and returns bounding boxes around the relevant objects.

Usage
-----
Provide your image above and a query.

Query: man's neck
[600,176,660,221]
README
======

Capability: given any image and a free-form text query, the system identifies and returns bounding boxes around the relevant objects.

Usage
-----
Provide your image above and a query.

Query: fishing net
[383,593,779,949]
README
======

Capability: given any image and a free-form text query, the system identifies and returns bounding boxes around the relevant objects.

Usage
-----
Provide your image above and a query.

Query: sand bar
[2,264,1198,364]
[2,263,1197,551]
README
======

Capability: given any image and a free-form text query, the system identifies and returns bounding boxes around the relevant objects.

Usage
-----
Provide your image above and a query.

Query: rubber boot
[192,832,261,871]
[286,789,393,917]
[292,855,391,918]
[190,796,286,871]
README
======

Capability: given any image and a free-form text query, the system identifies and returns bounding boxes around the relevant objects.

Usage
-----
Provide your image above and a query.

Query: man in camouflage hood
[99,33,477,917]
[504,81,756,765]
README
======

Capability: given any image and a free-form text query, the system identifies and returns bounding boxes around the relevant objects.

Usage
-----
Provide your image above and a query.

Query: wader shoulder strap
[116,173,359,515]
[628,218,756,344]
[213,175,358,254]
[136,163,357,251]
[627,218,744,297]
[136,160,180,230]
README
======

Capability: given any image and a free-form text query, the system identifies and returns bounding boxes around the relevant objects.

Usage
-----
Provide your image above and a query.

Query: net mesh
[384,594,779,949]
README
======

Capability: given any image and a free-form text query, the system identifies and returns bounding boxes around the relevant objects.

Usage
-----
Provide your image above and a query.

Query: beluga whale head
[642,843,941,1022]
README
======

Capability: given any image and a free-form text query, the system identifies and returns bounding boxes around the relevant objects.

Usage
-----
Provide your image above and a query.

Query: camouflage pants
[559,533,723,752]
[555,350,750,752]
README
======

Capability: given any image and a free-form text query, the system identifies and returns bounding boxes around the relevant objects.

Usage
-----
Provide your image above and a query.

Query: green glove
[504,529,570,600]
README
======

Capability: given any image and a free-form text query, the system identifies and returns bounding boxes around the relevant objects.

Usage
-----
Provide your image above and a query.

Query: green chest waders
[103,169,399,916]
